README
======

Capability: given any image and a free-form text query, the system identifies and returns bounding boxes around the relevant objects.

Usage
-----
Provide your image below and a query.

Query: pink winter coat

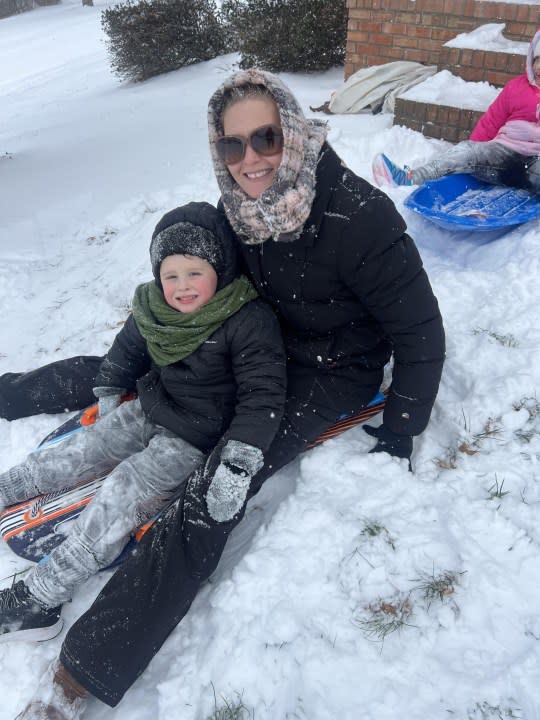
[470,29,540,155]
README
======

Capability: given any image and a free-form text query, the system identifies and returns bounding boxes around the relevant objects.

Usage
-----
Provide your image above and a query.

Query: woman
[14,69,445,720]
[372,29,540,190]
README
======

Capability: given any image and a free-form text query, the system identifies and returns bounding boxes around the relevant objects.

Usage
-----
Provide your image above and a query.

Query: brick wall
[345,0,539,81]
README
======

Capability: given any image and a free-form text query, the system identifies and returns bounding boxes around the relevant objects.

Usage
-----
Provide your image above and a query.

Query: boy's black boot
[0,580,62,642]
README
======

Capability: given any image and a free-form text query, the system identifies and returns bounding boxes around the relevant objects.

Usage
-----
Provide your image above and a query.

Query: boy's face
[160,254,218,313]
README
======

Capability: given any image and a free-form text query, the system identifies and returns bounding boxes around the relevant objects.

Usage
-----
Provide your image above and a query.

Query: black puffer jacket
[223,143,445,436]
[95,203,286,454]
[95,303,285,453]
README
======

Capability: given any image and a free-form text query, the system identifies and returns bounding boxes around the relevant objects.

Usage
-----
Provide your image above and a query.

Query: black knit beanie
[150,202,237,291]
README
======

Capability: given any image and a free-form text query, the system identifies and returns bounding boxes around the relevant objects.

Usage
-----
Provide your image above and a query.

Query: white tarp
[328,61,437,114]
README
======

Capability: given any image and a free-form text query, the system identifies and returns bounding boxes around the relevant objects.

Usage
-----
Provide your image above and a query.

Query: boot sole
[0,616,63,643]
[372,155,397,188]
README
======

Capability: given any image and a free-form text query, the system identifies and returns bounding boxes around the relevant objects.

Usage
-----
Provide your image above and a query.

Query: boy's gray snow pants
[0,399,203,608]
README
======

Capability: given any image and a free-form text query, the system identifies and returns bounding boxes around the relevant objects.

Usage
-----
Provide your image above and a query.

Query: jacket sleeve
[339,189,445,436]
[470,83,510,141]
[221,301,287,453]
[94,314,151,392]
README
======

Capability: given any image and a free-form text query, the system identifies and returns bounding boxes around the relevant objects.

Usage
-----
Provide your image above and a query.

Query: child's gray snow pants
[412,140,540,191]
[0,399,204,608]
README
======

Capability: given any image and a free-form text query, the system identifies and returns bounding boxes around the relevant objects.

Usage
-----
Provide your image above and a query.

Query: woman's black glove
[363,424,413,465]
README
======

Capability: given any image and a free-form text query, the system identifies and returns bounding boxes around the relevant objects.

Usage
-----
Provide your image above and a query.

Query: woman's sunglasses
[216,124,284,165]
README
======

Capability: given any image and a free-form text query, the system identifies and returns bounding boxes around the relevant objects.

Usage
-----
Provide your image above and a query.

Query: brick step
[346,0,538,144]
[391,29,527,142]
[394,97,484,143]
[345,0,538,84]
[440,46,526,86]
[394,70,499,142]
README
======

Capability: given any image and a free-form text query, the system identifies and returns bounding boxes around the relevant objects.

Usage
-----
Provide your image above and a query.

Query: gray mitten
[92,386,125,418]
[206,440,264,523]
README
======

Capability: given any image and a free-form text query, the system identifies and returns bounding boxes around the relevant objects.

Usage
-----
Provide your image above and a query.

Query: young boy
[0,201,286,642]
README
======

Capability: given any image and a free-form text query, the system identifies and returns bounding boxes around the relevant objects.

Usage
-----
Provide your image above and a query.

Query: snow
[445,23,529,54]
[1,2,540,720]
[401,70,500,110]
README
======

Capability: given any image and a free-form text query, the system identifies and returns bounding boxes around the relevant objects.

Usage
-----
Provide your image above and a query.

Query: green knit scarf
[132,275,258,366]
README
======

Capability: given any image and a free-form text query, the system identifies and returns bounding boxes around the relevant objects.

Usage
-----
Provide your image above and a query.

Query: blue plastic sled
[404,173,540,232]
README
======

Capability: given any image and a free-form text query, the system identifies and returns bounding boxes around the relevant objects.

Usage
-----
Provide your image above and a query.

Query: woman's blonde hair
[221,84,274,119]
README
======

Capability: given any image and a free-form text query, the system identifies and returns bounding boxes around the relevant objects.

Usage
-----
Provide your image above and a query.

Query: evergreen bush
[220,0,347,73]
[0,0,58,20]
[101,0,228,82]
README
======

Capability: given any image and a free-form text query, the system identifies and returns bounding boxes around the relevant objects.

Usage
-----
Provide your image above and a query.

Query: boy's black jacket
[95,301,286,453]
[96,201,286,453]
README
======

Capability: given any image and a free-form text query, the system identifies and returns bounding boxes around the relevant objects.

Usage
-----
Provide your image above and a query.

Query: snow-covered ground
[1,3,540,720]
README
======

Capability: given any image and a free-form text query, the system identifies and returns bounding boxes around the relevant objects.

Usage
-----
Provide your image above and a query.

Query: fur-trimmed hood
[526,28,540,86]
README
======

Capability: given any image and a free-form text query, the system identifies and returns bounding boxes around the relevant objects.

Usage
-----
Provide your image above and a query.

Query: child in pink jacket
[372,29,540,191]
